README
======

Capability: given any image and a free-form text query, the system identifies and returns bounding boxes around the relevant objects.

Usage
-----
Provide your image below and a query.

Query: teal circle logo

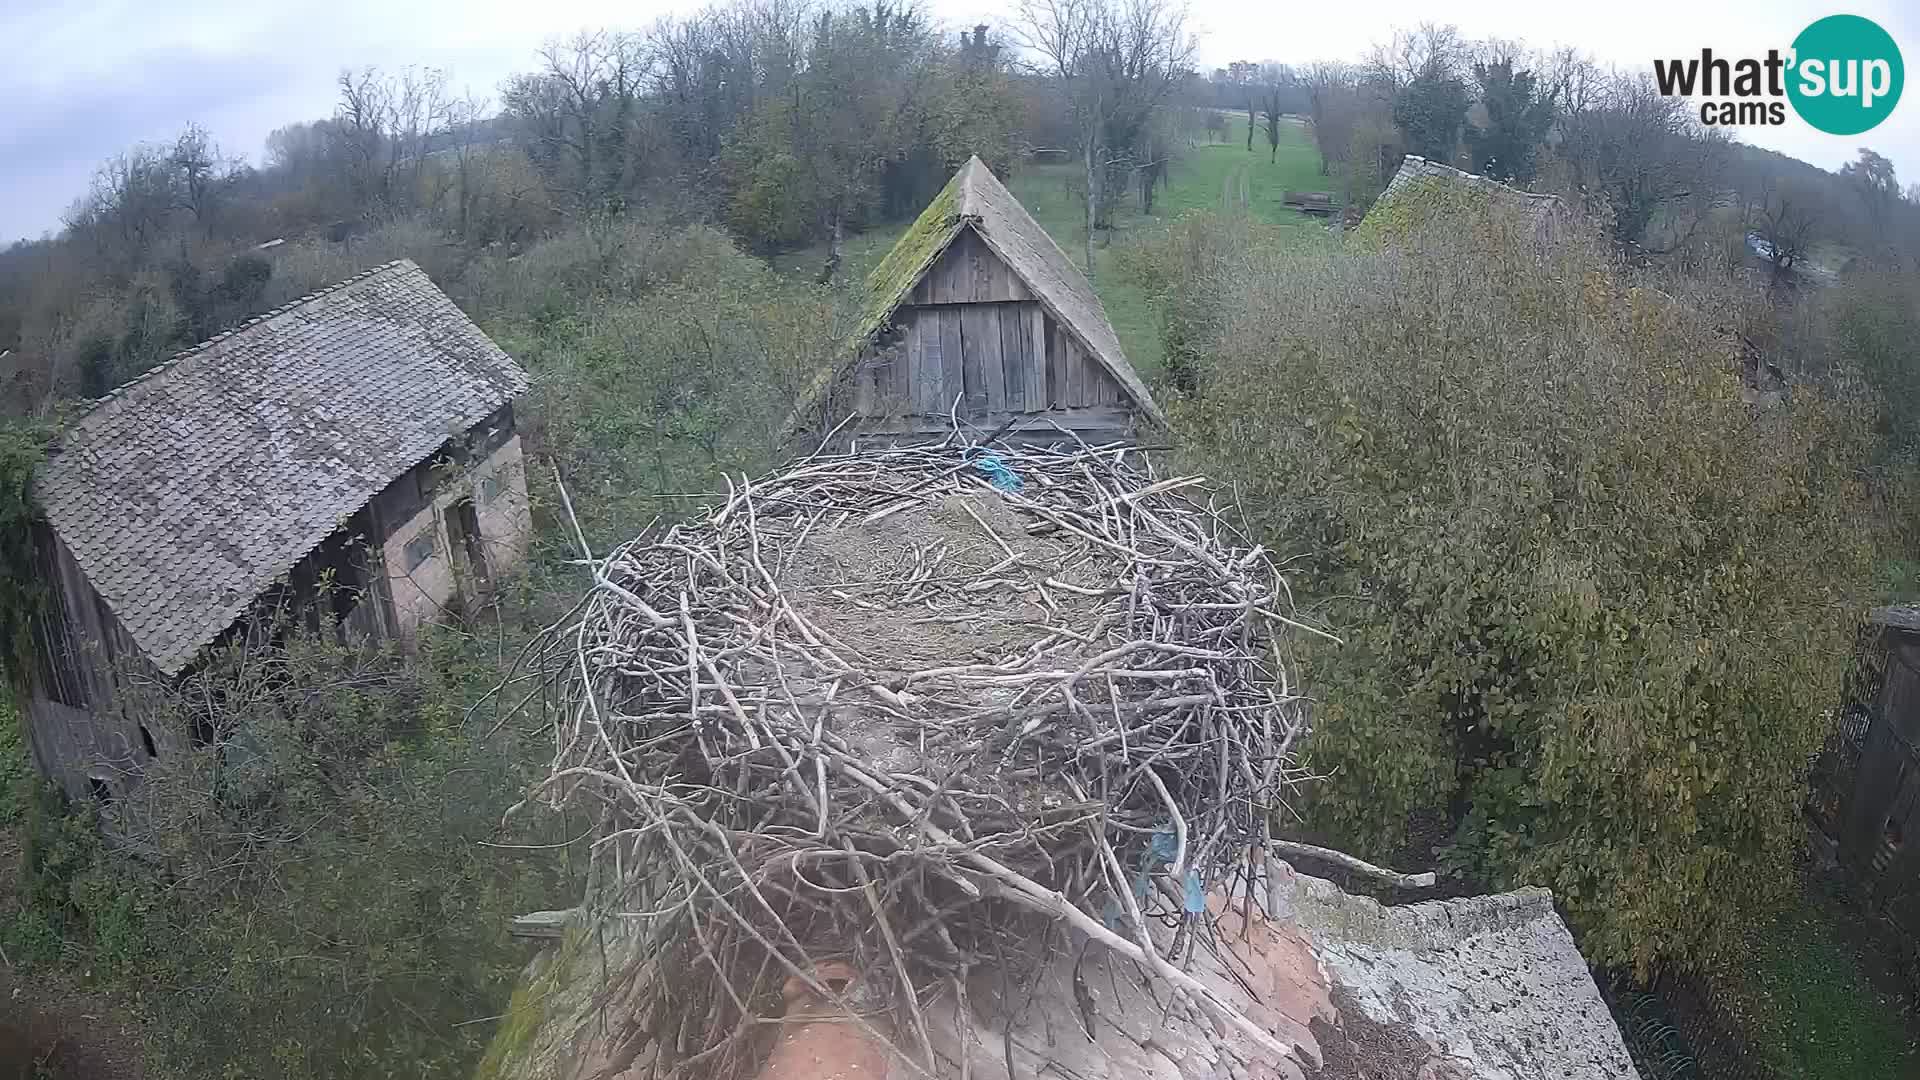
[1787,15,1903,135]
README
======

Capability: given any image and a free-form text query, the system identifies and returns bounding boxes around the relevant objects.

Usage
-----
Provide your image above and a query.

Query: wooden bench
[1282,190,1338,215]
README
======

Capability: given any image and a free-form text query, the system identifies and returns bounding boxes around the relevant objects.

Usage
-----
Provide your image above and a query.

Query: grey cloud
[0,47,309,241]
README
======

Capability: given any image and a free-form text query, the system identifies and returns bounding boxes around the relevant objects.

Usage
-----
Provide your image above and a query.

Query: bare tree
[1555,70,1729,249]
[1260,82,1284,164]
[1752,178,1820,287]
[167,125,240,227]
[1014,0,1196,277]
[442,91,493,240]
[64,146,177,273]
[1366,23,1466,91]
[502,32,652,212]
[331,66,455,219]
[1302,62,1356,176]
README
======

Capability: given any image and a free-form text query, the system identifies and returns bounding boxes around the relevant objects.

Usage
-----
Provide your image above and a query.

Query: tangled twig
[516,438,1319,1076]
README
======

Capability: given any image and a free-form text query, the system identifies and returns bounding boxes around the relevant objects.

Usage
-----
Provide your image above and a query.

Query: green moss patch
[854,174,963,346]
[1349,175,1498,246]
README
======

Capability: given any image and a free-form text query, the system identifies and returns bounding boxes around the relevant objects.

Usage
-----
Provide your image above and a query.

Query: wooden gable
[846,224,1134,440]
[907,228,1032,305]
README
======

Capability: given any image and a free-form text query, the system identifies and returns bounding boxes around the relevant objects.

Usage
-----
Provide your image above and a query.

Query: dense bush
[2,623,576,1080]
[487,222,856,548]
[1167,194,1881,971]
[1118,210,1318,394]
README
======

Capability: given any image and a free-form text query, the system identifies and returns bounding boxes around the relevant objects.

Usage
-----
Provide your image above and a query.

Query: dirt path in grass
[0,970,146,1080]
[1222,161,1250,214]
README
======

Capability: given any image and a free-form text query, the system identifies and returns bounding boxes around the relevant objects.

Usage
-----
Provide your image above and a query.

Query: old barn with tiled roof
[1365,154,1566,240]
[805,156,1162,448]
[24,260,533,802]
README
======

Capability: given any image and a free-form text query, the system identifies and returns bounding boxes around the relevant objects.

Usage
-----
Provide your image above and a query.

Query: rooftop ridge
[71,259,416,416]
[1395,155,1560,201]
[1292,873,1559,953]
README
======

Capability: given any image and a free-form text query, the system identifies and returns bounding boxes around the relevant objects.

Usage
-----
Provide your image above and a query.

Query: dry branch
[518,438,1322,1076]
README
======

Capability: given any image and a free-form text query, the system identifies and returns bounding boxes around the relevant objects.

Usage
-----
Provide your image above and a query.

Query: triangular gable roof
[851,156,1164,426]
[35,260,528,676]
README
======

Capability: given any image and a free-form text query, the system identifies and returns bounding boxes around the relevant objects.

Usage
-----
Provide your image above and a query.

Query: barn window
[138,724,158,759]
[479,474,503,505]
[404,530,436,571]
[86,775,113,805]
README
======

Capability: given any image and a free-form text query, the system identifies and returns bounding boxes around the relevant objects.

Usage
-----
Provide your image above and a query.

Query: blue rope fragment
[970,451,1023,493]
[1134,826,1209,916]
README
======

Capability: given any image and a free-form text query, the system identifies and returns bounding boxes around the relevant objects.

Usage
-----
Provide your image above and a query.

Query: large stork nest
[521,439,1322,1077]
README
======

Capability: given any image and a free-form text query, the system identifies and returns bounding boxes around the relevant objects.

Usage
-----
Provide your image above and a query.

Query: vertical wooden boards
[966,305,1006,415]
[894,327,912,411]
[1004,264,1032,302]
[853,347,874,416]
[959,306,986,417]
[1085,358,1120,406]
[939,307,965,417]
[913,309,943,415]
[1026,304,1047,410]
[971,234,994,302]
[1056,321,1088,407]
[1000,302,1026,412]
[1069,335,1093,406]
[907,230,1032,307]
[1043,313,1060,408]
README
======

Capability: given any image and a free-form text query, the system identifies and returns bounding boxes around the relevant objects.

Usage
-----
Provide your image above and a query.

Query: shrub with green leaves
[1169,193,1880,972]
[3,622,577,1080]
[495,223,855,549]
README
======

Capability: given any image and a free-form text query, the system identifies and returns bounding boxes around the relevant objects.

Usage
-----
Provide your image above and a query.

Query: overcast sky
[4,0,1917,243]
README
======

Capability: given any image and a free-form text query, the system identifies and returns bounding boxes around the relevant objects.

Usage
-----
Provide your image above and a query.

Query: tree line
[1200,24,1920,287]
[0,0,1239,419]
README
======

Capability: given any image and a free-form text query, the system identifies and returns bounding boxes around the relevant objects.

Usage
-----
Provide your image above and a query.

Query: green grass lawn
[1001,165,1168,379]
[1706,888,1918,1079]
[1161,118,1330,229]
[779,119,1329,383]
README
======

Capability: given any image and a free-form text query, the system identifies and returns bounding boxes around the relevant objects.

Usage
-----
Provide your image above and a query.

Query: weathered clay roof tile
[34,259,527,676]
[1371,154,1563,227]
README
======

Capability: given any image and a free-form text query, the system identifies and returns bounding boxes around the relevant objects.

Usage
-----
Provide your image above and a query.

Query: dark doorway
[445,498,490,594]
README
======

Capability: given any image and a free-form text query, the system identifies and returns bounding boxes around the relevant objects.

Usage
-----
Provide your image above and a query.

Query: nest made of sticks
[522,438,1323,1078]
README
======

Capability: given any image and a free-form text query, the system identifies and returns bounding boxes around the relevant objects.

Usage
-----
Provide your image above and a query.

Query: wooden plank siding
[1026,306,1048,408]
[909,228,1032,306]
[938,308,965,416]
[1000,304,1027,412]
[839,226,1133,442]
[914,310,943,415]
[24,525,171,801]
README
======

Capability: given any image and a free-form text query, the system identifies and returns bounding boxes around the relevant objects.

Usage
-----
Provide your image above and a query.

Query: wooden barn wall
[21,405,533,805]
[858,303,1128,419]
[1842,639,1920,878]
[847,231,1133,442]
[908,228,1033,306]
[23,524,165,802]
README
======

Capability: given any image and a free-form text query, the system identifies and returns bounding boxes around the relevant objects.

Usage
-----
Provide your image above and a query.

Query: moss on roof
[1356,156,1562,247]
[853,173,965,347]
[793,155,1164,435]
[1350,175,1497,245]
